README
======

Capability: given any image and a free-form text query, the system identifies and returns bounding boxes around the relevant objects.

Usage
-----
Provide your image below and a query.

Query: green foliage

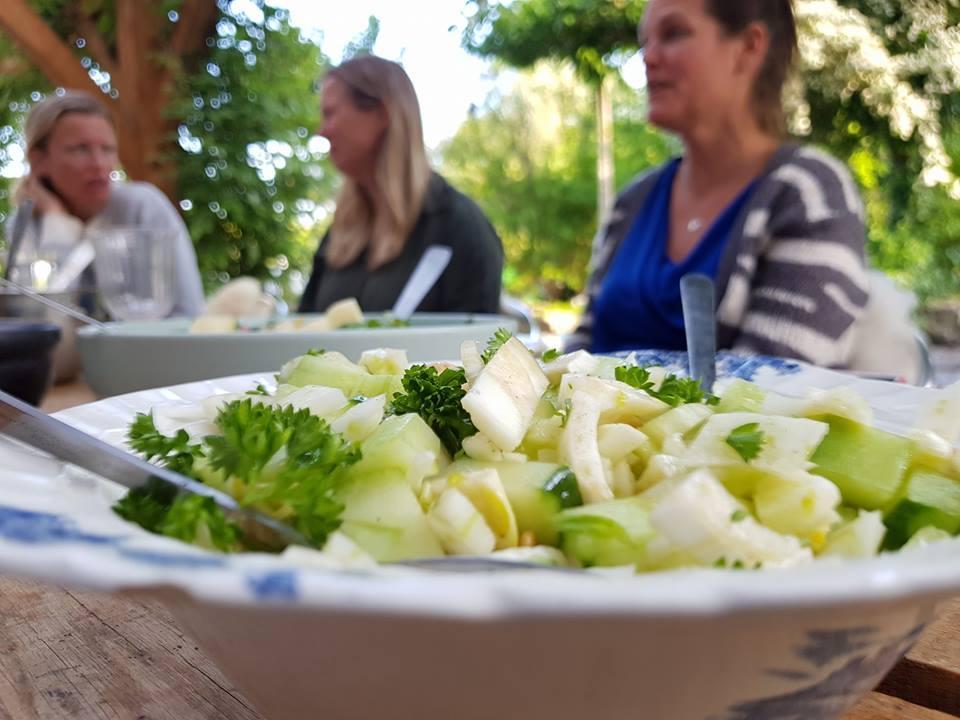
[168,4,335,291]
[114,480,242,553]
[462,0,646,83]
[441,62,672,297]
[159,494,242,552]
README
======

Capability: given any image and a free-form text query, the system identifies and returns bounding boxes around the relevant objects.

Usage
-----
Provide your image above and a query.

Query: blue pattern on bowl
[0,506,117,545]
[611,349,802,382]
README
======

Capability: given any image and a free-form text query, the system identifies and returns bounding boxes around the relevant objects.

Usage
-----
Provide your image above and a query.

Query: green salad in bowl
[111,330,960,571]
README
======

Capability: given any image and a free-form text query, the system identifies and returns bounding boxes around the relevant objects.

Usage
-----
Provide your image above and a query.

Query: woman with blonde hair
[299,55,503,314]
[4,89,204,317]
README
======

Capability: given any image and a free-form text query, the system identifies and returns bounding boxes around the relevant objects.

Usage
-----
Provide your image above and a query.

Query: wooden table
[0,380,953,719]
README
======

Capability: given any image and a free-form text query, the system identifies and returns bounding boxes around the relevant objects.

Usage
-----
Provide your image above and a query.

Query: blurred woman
[299,55,503,314]
[568,0,868,367]
[4,90,204,317]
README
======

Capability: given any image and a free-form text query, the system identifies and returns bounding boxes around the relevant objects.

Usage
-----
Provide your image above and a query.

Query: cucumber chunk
[810,415,912,510]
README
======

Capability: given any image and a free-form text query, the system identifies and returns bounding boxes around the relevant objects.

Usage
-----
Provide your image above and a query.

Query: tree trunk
[595,74,615,228]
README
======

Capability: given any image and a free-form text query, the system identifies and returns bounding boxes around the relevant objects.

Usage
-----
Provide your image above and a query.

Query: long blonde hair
[16,90,114,203]
[322,56,432,270]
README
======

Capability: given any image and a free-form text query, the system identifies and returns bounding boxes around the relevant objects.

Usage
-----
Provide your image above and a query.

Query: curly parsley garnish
[388,365,476,455]
[127,413,203,476]
[117,399,361,550]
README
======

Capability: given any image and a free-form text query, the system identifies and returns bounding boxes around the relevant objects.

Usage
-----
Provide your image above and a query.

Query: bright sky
[275,0,504,150]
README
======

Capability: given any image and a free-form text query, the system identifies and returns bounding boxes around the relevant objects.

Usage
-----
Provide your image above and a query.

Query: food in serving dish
[111,330,960,571]
[190,295,407,334]
[76,312,516,397]
[2,354,957,720]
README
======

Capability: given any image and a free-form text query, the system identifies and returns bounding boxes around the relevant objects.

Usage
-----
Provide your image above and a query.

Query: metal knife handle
[680,273,717,393]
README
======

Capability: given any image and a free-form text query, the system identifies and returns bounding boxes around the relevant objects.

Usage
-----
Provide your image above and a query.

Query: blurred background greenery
[0,0,958,337]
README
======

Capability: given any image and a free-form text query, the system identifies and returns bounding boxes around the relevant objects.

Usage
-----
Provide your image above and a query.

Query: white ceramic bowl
[0,352,958,720]
[76,312,517,397]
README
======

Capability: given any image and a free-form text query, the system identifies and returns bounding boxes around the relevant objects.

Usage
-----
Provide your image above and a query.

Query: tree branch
[171,0,219,55]
[0,0,102,92]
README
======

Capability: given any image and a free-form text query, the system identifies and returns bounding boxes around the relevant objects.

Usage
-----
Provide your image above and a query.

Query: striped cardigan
[566,143,869,367]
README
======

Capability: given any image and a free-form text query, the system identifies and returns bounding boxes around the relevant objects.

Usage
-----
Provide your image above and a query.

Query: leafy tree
[0,1,336,290]
[462,0,646,223]
[441,61,672,298]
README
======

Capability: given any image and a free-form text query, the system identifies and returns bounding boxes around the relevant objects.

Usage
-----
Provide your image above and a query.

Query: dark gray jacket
[299,173,503,314]
[568,143,869,367]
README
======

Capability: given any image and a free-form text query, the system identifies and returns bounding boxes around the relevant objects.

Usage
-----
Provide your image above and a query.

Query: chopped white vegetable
[325,297,364,329]
[359,348,408,375]
[427,487,497,555]
[462,337,549,452]
[647,470,813,568]
[559,390,614,503]
[331,395,387,442]
[684,412,828,471]
[460,341,485,384]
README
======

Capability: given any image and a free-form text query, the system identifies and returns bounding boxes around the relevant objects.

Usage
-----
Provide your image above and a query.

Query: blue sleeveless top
[591,159,758,353]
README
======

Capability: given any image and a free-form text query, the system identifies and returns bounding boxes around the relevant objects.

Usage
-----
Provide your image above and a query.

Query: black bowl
[0,319,62,405]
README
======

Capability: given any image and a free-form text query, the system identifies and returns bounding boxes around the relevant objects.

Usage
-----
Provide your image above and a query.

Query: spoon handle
[680,273,717,393]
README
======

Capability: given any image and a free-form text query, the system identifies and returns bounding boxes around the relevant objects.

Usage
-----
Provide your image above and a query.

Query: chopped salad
[114,331,960,571]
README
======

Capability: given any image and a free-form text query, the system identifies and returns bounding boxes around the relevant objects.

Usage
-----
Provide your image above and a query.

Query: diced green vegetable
[443,459,581,545]
[338,475,445,561]
[811,415,913,510]
[883,469,960,549]
[715,379,765,413]
[557,497,651,567]
[348,413,449,490]
[278,351,401,398]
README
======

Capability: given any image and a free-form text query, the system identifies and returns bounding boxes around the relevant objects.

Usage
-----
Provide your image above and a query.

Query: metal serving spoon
[680,273,717,393]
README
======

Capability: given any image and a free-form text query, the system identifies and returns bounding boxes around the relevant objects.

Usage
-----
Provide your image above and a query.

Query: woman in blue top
[569,0,869,368]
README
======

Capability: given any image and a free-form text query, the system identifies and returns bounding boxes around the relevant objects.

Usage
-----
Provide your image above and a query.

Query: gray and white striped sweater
[566,143,869,368]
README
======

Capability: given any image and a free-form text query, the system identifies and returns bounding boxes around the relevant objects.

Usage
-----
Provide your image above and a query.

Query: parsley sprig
[388,365,476,455]
[481,328,513,363]
[118,399,361,550]
[614,365,719,407]
[725,423,766,462]
[128,413,203,476]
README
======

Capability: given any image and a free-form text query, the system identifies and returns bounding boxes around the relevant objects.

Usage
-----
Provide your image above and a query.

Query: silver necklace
[686,217,703,232]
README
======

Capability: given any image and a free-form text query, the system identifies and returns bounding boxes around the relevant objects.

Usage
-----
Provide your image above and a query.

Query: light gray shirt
[4,181,205,317]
